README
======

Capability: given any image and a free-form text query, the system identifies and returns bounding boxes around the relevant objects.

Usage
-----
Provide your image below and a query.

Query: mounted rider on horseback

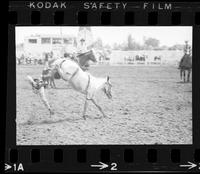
[179,41,192,82]
[41,42,97,88]
[179,41,192,69]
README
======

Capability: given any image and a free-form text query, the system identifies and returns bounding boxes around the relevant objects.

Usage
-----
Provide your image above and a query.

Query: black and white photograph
[16,26,192,145]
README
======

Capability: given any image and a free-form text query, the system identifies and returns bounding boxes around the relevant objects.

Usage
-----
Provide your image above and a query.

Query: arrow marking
[91,162,108,170]
[179,161,197,170]
[5,163,12,171]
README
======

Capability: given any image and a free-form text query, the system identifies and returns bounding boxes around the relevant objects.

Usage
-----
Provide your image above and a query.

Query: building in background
[16,43,24,58]
[20,27,94,59]
[23,34,75,59]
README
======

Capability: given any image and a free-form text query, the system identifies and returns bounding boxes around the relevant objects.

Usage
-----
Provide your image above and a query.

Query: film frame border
[6,1,200,173]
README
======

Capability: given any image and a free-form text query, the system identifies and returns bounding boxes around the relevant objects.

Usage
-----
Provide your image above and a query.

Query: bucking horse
[27,56,112,121]
[42,50,97,88]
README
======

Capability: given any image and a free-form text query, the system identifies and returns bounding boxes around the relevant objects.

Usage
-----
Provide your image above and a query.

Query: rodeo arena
[16,27,192,145]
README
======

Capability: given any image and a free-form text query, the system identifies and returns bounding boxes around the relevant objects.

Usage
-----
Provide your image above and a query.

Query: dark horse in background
[179,54,192,82]
[42,50,97,88]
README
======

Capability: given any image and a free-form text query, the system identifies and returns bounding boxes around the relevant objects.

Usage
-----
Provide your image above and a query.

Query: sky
[15,26,192,47]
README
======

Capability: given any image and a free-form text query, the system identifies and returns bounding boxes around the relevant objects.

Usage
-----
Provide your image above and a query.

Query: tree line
[92,34,185,51]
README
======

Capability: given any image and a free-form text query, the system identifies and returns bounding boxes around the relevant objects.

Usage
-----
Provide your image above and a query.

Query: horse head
[102,76,112,99]
[88,49,97,63]
[77,49,97,67]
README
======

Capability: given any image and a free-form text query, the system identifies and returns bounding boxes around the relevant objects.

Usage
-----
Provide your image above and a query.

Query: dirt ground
[16,65,192,145]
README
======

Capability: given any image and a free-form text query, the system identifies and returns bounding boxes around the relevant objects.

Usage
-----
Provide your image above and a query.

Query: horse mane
[76,50,92,57]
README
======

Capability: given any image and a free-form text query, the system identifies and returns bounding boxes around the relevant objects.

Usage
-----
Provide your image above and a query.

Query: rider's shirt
[77,42,88,54]
[183,42,191,55]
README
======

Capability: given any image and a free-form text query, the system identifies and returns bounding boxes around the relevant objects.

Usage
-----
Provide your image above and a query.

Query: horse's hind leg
[180,69,182,80]
[187,70,191,82]
[50,78,54,88]
[183,70,186,82]
[82,99,89,120]
[52,79,56,88]
[91,98,107,118]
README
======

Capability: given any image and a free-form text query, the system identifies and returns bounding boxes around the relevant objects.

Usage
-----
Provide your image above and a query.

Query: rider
[27,76,53,117]
[183,41,191,56]
[63,45,78,63]
[77,38,90,70]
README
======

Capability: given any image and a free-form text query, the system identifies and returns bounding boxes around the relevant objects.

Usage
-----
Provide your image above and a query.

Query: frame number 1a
[13,163,24,172]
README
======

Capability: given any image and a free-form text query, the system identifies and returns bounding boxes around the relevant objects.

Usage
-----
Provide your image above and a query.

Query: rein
[69,68,79,81]
[59,59,67,69]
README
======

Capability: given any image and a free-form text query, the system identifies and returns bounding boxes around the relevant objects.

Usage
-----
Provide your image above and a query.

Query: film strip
[6,1,200,173]
[8,2,200,25]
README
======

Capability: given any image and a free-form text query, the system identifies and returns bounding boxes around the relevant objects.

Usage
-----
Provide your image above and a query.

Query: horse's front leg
[47,78,50,88]
[50,77,56,88]
[50,78,54,88]
[82,99,89,120]
[180,69,182,80]
[91,98,107,118]
[52,78,56,88]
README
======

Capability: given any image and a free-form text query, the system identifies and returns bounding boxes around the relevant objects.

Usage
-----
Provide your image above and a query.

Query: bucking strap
[69,68,79,81]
